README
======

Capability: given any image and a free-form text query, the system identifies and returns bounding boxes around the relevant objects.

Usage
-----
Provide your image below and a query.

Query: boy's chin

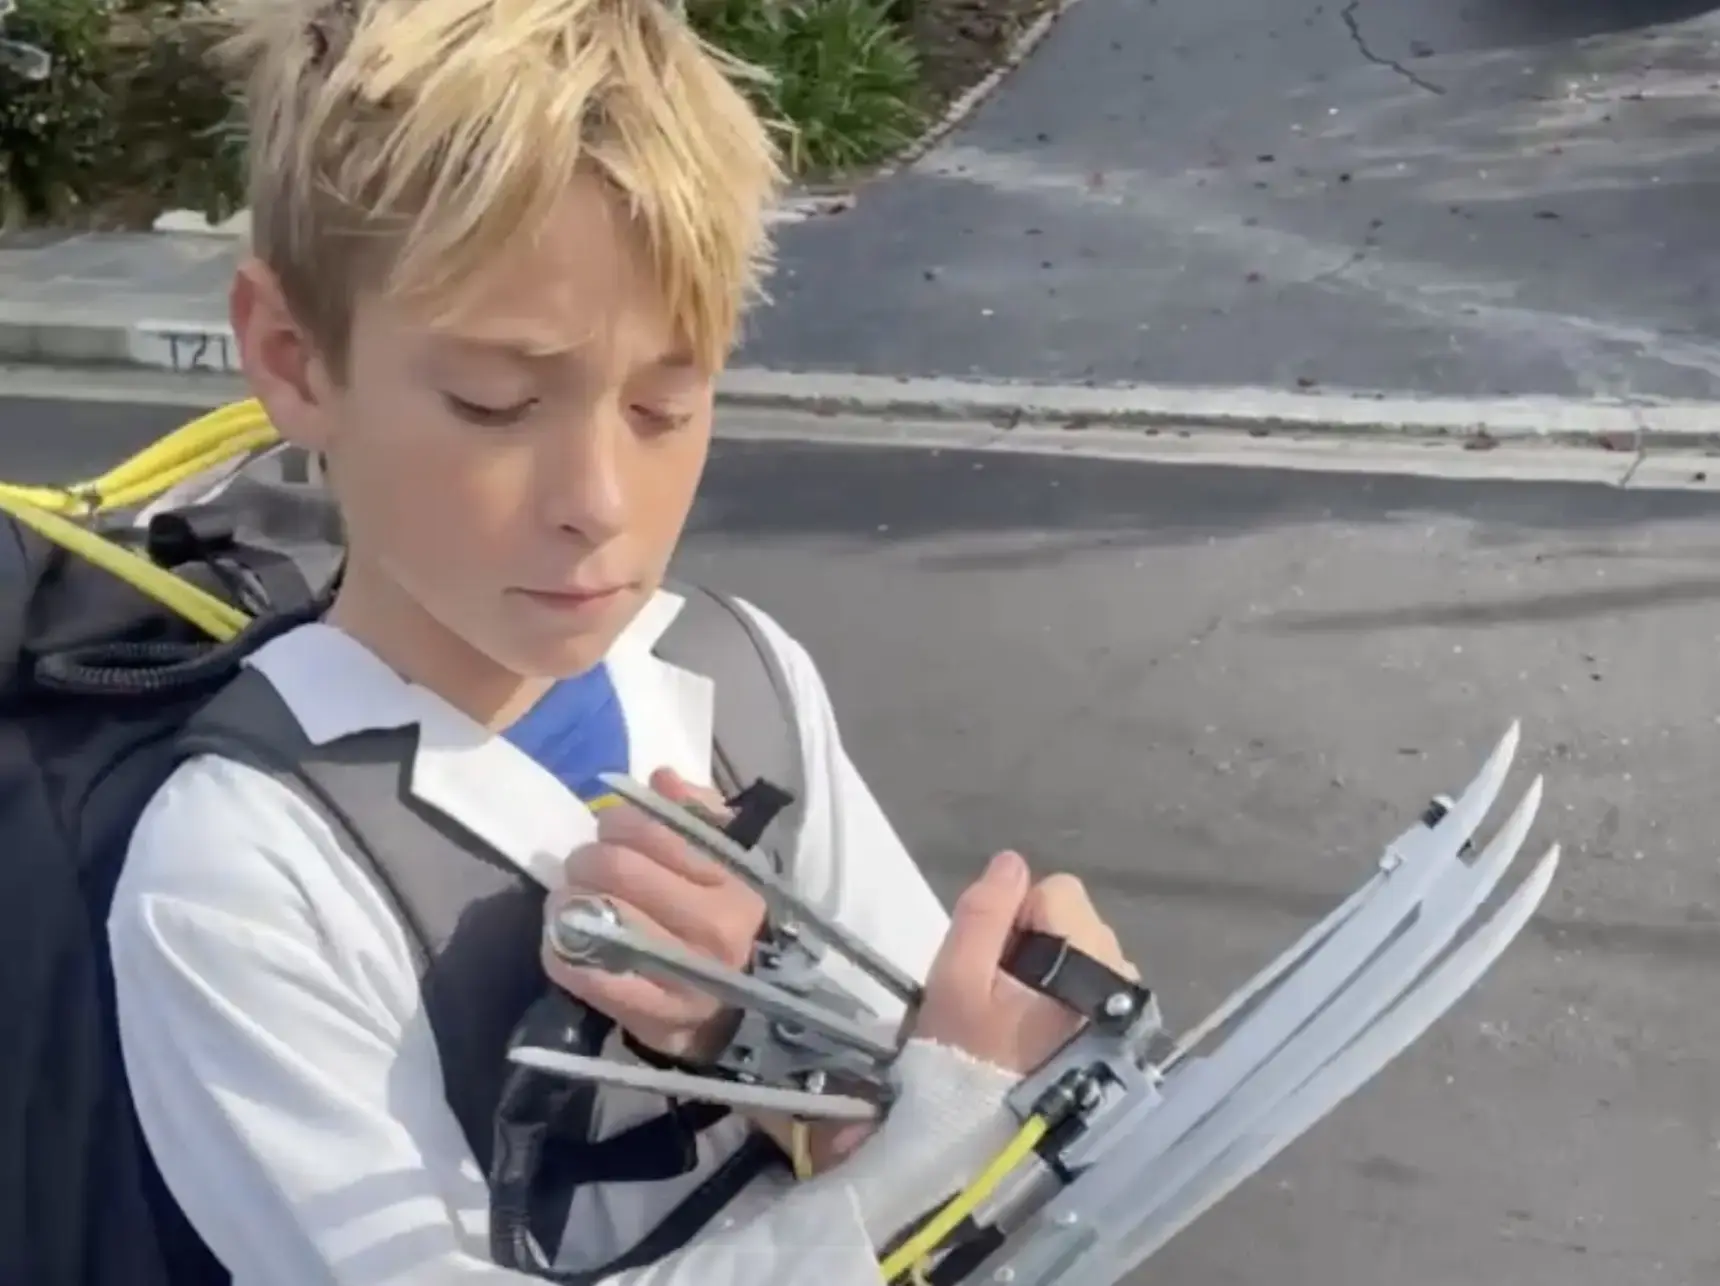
[496,587,645,677]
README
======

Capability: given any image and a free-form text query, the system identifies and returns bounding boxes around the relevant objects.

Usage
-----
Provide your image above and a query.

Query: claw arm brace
[518,723,1560,1286]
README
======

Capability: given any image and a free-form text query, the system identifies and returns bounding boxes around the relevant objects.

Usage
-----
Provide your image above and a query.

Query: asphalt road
[5,395,1719,1284]
[739,0,1720,402]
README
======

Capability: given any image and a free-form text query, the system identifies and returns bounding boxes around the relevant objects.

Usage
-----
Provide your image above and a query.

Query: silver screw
[1104,992,1135,1019]
[1055,1211,1080,1227]
[804,1069,828,1095]
[551,897,621,963]
[993,1269,1016,1283]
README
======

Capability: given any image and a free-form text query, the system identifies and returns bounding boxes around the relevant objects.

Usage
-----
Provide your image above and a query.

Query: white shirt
[110,590,1015,1286]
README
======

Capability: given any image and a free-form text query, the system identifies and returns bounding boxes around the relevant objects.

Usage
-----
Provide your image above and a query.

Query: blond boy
[108,1,1130,1283]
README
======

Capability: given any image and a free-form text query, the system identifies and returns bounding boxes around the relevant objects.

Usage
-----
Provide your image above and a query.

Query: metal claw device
[515,722,1560,1286]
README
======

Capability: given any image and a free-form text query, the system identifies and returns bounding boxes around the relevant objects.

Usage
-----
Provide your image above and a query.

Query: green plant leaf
[693,0,926,179]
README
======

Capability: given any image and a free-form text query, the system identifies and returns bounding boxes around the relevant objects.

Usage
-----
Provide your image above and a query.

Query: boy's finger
[561,846,751,953]
[1021,873,1102,936]
[1021,875,1137,980]
[650,766,731,820]
[542,897,718,1030]
[598,805,732,887]
[926,850,1030,999]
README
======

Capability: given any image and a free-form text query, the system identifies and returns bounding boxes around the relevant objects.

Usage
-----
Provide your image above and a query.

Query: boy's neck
[325,563,551,732]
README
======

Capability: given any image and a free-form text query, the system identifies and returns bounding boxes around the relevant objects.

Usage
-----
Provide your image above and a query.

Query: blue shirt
[504,665,630,808]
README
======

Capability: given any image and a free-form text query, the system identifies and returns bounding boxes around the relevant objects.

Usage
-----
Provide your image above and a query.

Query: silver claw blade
[1096,780,1546,1255]
[1161,720,1522,1071]
[979,726,1553,1286]
[1072,725,1524,1175]
[1103,845,1560,1274]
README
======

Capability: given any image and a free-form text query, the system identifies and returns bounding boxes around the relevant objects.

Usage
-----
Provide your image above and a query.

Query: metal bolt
[992,1269,1016,1283]
[551,896,621,963]
[804,1069,828,1095]
[1104,992,1135,1019]
[1056,1211,1080,1227]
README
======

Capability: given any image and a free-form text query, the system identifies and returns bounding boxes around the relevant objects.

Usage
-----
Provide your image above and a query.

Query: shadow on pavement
[691,438,1720,553]
[1473,0,1720,43]
[1263,571,1720,632]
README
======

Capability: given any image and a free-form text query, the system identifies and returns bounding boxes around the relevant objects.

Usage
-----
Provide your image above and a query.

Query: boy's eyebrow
[443,331,581,361]
[654,349,700,374]
[440,332,701,371]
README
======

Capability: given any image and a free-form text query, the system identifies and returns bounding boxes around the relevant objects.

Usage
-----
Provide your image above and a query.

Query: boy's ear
[230,258,337,452]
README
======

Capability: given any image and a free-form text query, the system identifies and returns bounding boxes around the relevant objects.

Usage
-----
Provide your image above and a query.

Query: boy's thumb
[933,851,1030,992]
[648,766,729,817]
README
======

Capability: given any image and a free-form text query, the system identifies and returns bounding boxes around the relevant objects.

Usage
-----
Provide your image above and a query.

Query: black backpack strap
[652,581,805,875]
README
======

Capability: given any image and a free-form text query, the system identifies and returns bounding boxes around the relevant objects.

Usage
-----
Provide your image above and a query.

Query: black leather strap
[1002,931,1154,1033]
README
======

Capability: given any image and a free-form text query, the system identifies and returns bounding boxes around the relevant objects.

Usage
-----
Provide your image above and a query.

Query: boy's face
[236,175,717,687]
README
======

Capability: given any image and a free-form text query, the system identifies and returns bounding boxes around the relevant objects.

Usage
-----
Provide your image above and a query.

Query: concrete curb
[11,362,1720,493]
[0,306,159,371]
[6,309,1720,451]
[715,370,1720,451]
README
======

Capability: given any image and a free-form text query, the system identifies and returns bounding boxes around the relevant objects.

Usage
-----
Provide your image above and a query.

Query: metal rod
[550,902,899,1064]
[599,772,926,1007]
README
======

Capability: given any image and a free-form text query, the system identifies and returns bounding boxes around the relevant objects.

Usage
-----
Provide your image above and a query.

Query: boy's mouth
[513,582,633,611]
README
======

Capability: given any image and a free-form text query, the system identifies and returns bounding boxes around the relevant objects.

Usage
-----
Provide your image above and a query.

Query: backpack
[0,432,806,1286]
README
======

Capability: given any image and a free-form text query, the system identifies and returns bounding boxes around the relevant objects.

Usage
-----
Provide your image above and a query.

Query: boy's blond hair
[216,0,784,374]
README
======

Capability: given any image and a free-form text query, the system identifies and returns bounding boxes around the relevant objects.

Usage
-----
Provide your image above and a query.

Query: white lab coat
[110,589,1017,1286]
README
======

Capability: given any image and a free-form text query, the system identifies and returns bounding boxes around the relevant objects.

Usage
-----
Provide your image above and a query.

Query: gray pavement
[9,0,1720,406]
[6,394,1719,1284]
[738,0,1720,400]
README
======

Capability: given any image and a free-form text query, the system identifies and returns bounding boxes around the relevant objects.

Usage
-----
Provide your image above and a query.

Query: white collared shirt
[109,590,1004,1286]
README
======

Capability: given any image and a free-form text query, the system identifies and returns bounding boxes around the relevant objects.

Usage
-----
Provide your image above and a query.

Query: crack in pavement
[1340,0,1446,95]
[1616,408,1651,487]
[928,145,1720,395]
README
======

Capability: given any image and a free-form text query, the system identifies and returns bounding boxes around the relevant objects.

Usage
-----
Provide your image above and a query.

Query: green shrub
[107,2,247,224]
[694,0,926,178]
[0,0,242,229]
[0,0,924,230]
[0,0,115,227]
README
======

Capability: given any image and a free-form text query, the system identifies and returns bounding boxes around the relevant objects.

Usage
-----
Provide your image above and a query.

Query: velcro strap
[1002,930,1153,1032]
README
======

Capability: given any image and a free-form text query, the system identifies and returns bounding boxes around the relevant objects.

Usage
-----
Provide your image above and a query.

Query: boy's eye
[444,392,537,427]
[630,404,692,434]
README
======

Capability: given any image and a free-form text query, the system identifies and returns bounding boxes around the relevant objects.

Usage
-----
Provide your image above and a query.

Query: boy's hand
[761,863,1137,1179]
[542,768,766,1060]
[912,853,1135,1075]
[542,770,873,1176]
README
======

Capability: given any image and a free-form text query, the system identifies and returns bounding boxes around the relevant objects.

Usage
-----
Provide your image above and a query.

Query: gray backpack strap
[175,672,434,974]
[653,582,805,873]
[175,662,792,1271]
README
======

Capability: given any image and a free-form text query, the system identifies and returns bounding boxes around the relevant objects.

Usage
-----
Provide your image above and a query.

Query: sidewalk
[0,191,848,377]
[9,217,1720,455]
[0,227,237,373]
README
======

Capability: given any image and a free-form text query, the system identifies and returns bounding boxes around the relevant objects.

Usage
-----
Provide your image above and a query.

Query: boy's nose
[539,412,629,542]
